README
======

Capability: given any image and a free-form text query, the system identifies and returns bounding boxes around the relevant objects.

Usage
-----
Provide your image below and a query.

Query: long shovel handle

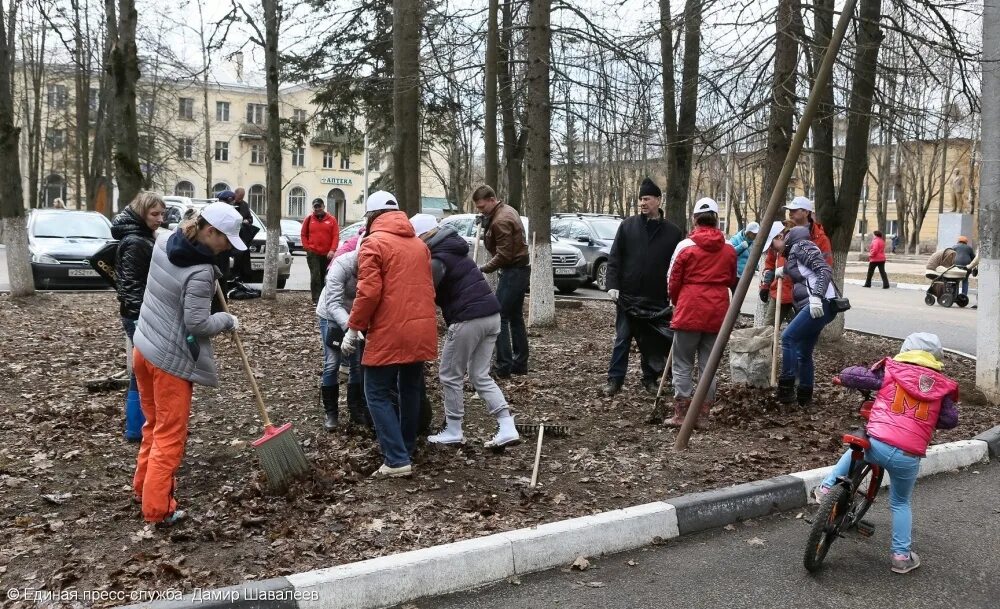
[655,344,675,401]
[215,282,273,428]
[770,279,782,387]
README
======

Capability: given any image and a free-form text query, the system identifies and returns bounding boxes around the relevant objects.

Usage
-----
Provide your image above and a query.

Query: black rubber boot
[346,383,374,431]
[797,385,814,409]
[321,385,339,432]
[776,378,796,405]
[600,379,623,398]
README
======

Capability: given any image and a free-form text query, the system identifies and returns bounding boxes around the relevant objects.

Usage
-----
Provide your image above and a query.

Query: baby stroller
[924,248,977,308]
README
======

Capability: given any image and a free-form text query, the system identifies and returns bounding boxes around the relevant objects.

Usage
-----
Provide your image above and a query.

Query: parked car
[338,220,365,247]
[280,218,304,253]
[551,213,622,291]
[28,209,114,289]
[160,199,293,289]
[439,213,588,293]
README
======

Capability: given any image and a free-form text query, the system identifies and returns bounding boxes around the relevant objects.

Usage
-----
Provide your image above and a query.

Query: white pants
[439,314,508,420]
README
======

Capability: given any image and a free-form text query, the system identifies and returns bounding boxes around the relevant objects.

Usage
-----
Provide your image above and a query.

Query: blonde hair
[128,191,165,219]
[180,215,208,241]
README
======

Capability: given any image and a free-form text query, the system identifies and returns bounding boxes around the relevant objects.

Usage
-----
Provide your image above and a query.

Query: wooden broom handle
[215,282,273,427]
[770,278,782,387]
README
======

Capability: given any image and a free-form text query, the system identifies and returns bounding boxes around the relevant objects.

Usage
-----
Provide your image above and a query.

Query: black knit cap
[639,178,662,198]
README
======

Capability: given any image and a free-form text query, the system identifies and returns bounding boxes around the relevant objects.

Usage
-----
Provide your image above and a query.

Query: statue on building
[950,169,966,213]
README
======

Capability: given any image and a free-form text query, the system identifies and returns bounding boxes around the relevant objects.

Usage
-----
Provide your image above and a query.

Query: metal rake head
[515,422,570,437]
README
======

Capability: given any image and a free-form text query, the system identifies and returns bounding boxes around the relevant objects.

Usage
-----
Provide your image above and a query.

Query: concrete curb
[121,437,993,609]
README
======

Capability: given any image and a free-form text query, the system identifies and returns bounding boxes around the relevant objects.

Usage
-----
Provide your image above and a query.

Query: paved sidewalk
[422,461,1000,609]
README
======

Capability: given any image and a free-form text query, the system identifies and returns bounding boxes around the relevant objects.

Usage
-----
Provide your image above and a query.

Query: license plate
[68,268,99,277]
[554,268,576,276]
[251,261,264,270]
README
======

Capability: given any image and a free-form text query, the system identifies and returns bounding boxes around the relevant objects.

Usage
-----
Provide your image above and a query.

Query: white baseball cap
[365,190,399,213]
[765,221,785,246]
[692,197,719,215]
[745,221,761,234]
[200,202,247,251]
[409,213,439,237]
[784,196,815,213]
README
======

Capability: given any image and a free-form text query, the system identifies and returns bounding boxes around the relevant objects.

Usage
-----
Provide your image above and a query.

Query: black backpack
[89,240,119,289]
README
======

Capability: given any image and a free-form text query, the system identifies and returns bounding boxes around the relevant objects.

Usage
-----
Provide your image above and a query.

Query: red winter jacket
[869,236,886,263]
[668,226,737,333]
[301,212,340,256]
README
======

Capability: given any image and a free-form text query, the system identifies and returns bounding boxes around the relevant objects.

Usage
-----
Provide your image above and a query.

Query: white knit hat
[365,190,399,213]
[409,213,439,237]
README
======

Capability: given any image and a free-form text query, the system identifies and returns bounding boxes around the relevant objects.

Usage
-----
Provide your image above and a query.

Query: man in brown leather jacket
[473,185,530,377]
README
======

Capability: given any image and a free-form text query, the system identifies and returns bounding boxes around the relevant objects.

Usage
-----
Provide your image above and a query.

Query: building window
[293,108,307,123]
[250,144,266,165]
[292,147,305,167]
[857,218,868,236]
[177,137,194,160]
[216,101,230,122]
[886,220,899,237]
[367,151,381,172]
[88,88,99,118]
[46,84,67,108]
[178,97,194,120]
[246,103,266,125]
[887,183,897,203]
[44,174,66,207]
[322,150,334,169]
[138,95,154,119]
[175,181,195,198]
[140,133,155,153]
[288,187,306,217]
[45,129,65,150]
[214,141,229,162]
[340,153,350,170]
[248,184,266,215]
[212,182,230,196]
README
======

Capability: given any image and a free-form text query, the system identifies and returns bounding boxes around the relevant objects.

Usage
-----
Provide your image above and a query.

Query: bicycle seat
[842,431,870,450]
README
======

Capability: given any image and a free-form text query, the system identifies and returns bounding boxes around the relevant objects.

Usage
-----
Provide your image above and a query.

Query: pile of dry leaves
[0,292,993,607]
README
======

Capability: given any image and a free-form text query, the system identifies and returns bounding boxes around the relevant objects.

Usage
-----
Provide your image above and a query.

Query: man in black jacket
[601,178,684,397]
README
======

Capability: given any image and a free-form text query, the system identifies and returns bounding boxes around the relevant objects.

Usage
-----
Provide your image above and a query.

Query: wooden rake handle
[770,278,782,387]
[530,424,545,489]
[215,282,273,428]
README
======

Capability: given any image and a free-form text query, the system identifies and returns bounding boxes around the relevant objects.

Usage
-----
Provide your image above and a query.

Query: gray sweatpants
[671,330,718,402]
[439,313,508,420]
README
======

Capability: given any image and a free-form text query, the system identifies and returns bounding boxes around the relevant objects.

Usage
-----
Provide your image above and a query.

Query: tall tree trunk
[761,0,800,211]
[392,0,422,215]
[811,0,835,220]
[660,0,676,216]
[109,0,143,211]
[198,0,213,197]
[0,0,34,296]
[72,0,91,209]
[484,0,499,187]
[498,0,525,210]
[525,0,553,326]
[261,0,282,299]
[663,0,702,230]
[20,21,44,209]
[90,0,115,214]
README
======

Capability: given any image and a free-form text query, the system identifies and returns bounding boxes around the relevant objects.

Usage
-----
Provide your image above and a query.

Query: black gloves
[758,289,769,304]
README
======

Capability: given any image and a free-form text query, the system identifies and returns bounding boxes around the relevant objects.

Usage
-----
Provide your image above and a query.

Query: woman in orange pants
[131,202,245,526]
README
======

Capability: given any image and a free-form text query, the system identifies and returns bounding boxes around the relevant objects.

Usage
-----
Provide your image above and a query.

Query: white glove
[774,266,786,279]
[607,289,619,302]
[227,314,240,331]
[341,328,360,355]
[808,296,824,319]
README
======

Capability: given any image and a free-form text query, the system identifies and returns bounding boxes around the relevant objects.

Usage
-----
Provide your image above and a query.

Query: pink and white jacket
[856,356,960,457]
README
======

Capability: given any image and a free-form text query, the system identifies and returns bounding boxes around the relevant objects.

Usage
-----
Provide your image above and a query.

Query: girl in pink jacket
[816,333,959,574]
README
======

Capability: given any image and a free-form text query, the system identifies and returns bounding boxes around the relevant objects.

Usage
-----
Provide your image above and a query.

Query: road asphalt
[420,461,1000,609]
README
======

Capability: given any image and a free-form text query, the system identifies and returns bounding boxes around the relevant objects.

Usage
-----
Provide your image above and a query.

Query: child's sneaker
[890,551,921,574]
[371,463,413,478]
[154,510,187,529]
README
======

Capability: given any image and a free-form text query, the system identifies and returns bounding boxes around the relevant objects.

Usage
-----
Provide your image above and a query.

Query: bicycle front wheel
[804,484,851,572]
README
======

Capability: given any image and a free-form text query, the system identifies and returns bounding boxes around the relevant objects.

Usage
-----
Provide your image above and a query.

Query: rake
[215,283,309,492]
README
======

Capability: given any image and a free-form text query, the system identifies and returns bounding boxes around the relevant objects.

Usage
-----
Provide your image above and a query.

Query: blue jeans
[961,278,969,296]
[122,317,138,392]
[780,300,836,387]
[607,305,668,384]
[822,436,921,555]
[318,318,341,387]
[365,362,424,467]
[494,266,530,374]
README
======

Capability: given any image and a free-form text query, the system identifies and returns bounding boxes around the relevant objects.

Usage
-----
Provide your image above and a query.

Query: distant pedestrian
[301,199,341,304]
[864,230,890,289]
[952,236,976,296]
[132,203,244,526]
[728,221,760,293]
[891,234,900,254]
[341,191,437,478]
[473,185,530,378]
[600,177,683,397]
[774,225,840,409]
[410,213,520,449]
[52,197,65,209]
[666,198,736,429]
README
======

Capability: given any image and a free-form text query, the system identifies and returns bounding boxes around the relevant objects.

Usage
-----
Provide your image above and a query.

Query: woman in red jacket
[665,198,737,429]
[340,191,438,478]
[864,230,890,289]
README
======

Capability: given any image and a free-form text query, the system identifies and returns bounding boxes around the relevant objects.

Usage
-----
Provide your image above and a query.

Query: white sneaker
[485,415,521,448]
[371,463,412,478]
[428,418,465,445]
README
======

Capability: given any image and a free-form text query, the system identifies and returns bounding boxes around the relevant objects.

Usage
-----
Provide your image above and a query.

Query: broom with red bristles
[216,283,309,492]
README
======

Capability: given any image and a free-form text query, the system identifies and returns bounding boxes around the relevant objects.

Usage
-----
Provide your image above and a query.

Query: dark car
[280,218,303,253]
[551,213,622,291]
[28,209,114,289]
[439,213,588,293]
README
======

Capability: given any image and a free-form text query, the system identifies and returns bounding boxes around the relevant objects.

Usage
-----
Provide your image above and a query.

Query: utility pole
[938,57,954,214]
[977,0,1000,402]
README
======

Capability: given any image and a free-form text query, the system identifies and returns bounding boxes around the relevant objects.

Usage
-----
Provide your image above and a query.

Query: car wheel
[594,260,608,291]
[557,286,577,294]
[277,277,287,289]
